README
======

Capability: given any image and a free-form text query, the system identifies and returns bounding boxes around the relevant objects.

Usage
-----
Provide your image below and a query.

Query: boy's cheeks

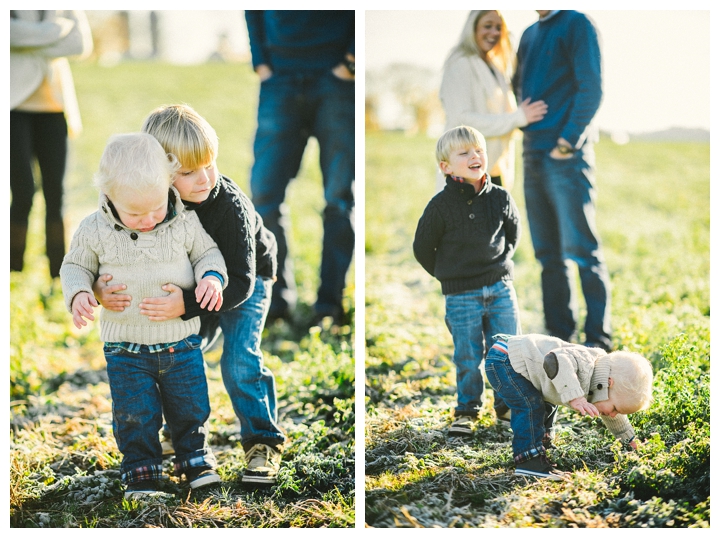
[173,162,218,203]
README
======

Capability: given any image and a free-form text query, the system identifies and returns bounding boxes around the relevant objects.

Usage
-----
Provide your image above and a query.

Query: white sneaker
[448,415,475,436]
[242,443,281,485]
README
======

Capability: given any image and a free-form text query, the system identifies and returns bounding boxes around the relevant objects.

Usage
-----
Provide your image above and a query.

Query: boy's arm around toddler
[179,179,272,319]
[184,211,229,294]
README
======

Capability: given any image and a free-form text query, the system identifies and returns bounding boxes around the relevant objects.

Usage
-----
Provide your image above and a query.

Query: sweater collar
[444,173,491,200]
[538,10,561,22]
[587,353,611,403]
[100,185,185,233]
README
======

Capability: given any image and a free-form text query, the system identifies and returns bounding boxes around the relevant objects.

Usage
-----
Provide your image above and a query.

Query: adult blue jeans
[250,70,355,318]
[104,335,216,484]
[484,343,557,463]
[444,280,521,416]
[523,147,612,350]
[218,276,285,451]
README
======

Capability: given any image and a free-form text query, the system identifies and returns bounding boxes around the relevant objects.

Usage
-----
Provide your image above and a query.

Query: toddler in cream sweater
[61,133,227,499]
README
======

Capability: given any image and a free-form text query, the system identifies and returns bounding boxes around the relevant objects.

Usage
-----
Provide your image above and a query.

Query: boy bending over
[485,334,653,480]
[61,133,227,499]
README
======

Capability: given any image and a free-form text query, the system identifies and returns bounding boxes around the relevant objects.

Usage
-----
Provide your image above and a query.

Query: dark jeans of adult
[10,110,68,278]
[522,146,612,350]
[250,70,355,320]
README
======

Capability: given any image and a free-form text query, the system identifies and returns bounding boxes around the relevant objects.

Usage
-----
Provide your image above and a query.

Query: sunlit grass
[364,131,709,527]
[10,60,354,528]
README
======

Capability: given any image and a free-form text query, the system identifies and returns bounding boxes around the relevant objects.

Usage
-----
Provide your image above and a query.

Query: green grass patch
[364,131,709,528]
[10,60,354,528]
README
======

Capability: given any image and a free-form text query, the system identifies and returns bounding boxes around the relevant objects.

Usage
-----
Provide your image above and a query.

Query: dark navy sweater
[245,10,354,74]
[180,175,277,320]
[413,176,520,295]
[512,10,602,152]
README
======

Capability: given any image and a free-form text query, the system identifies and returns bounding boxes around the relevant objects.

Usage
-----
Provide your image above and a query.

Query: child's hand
[628,438,640,450]
[196,276,223,311]
[139,284,186,321]
[71,292,98,329]
[93,273,131,311]
[569,396,600,417]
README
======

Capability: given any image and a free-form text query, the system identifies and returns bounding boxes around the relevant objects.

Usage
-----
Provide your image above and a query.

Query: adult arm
[10,10,92,59]
[244,10,268,69]
[440,55,527,138]
[560,15,602,148]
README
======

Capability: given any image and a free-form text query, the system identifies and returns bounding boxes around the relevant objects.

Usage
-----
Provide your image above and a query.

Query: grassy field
[10,60,355,527]
[364,131,709,527]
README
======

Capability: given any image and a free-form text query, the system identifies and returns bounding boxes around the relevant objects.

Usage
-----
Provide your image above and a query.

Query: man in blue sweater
[513,10,612,352]
[245,10,355,327]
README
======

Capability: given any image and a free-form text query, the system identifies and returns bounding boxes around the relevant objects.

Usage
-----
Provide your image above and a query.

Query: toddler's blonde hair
[95,132,179,201]
[607,351,654,413]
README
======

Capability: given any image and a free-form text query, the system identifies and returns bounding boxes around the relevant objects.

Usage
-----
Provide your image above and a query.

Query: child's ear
[608,377,614,388]
[439,161,451,175]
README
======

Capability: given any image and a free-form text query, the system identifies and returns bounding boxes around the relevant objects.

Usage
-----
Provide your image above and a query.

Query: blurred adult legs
[10,111,68,278]
[250,72,354,322]
[523,149,611,350]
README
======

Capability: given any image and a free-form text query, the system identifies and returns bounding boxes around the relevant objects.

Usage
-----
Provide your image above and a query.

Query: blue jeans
[218,277,285,450]
[250,70,355,317]
[484,342,557,463]
[104,335,216,484]
[523,147,612,350]
[444,280,521,416]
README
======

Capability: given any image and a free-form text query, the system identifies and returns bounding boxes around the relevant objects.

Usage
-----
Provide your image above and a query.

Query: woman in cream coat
[10,10,92,279]
[438,10,546,192]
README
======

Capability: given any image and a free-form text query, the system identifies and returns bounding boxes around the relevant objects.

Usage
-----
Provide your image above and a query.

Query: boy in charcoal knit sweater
[413,125,521,436]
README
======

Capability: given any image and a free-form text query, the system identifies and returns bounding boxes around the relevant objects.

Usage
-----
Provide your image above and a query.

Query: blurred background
[365,10,710,143]
[86,10,250,65]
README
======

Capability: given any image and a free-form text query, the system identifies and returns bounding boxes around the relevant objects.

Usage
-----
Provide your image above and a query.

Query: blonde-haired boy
[61,132,227,498]
[414,125,522,435]
[94,105,286,485]
[485,333,653,479]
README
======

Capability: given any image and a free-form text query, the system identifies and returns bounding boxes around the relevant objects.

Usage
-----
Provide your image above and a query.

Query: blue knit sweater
[245,10,354,74]
[513,10,602,152]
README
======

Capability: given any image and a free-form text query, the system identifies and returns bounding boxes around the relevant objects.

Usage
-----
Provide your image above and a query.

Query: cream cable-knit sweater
[61,186,227,345]
[507,334,635,441]
[438,53,528,192]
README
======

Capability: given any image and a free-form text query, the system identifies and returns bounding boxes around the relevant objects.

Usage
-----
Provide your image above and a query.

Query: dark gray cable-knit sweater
[180,175,277,320]
[413,175,520,295]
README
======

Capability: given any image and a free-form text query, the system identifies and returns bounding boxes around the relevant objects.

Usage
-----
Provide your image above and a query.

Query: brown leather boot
[46,220,66,279]
[10,221,28,272]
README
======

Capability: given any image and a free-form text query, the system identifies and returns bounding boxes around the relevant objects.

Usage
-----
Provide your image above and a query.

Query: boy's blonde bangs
[436,126,487,164]
[142,105,218,170]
